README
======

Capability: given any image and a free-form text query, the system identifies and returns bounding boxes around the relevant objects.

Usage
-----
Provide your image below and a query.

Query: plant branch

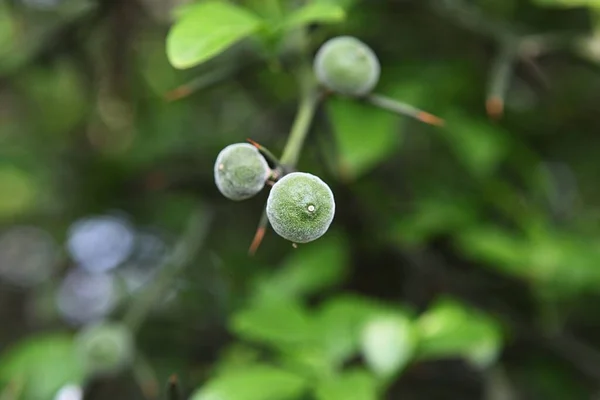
[365,93,445,126]
[124,206,211,333]
[487,40,517,120]
[279,63,320,168]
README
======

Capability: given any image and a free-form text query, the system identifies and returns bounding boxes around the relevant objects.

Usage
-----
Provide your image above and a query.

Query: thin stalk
[247,138,281,167]
[487,40,517,120]
[366,93,445,126]
[249,207,269,256]
[167,375,182,400]
[279,63,320,168]
[124,207,211,332]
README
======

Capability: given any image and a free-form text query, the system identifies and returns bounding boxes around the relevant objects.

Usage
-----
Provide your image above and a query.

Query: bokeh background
[2,0,600,399]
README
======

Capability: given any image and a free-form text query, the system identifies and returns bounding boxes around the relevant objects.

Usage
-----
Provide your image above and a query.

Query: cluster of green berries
[214,36,379,245]
[214,143,335,244]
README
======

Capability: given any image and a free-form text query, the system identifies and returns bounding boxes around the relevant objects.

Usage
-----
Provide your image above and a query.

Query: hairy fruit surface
[266,172,335,244]
[214,143,270,201]
[314,36,380,97]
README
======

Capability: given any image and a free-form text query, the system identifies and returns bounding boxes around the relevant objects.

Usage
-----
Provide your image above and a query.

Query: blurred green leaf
[315,369,378,400]
[17,60,88,137]
[313,295,409,367]
[0,164,37,221]
[416,297,503,368]
[166,1,263,69]
[254,232,349,302]
[280,2,345,30]
[326,96,400,180]
[454,225,530,278]
[326,70,427,180]
[0,333,84,400]
[0,2,14,59]
[440,111,510,178]
[389,192,478,246]
[230,299,314,348]
[360,313,417,379]
[191,364,307,400]
[531,0,600,7]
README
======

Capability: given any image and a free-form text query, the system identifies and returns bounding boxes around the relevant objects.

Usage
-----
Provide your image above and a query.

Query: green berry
[313,36,380,97]
[75,322,134,376]
[214,143,270,201]
[266,172,335,244]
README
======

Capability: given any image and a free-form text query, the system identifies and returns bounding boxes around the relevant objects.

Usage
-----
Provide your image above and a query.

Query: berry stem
[249,208,269,256]
[366,93,445,127]
[487,38,517,120]
[246,138,281,167]
[279,63,320,168]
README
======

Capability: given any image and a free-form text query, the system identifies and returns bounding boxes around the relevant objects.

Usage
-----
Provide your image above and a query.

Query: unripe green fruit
[266,172,335,244]
[75,322,134,376]
[313,36,380,97]
[214,143,270,201]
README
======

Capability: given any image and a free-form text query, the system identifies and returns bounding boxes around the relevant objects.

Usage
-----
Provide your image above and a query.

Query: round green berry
[214,143,270,201]
[313,36,380,97]
[266,172,335,244]
[75,322,134,376]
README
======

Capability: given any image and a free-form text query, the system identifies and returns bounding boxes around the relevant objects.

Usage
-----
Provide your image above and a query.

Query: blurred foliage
[1,0,600,399]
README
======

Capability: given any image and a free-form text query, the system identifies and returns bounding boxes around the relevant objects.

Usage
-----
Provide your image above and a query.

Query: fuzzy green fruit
[266,172,335,244]
[75,322,134,376]
[214,143,270,201]
[313,36,380,97]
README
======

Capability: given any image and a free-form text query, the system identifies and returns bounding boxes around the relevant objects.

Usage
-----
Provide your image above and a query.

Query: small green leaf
[326,96,400,180]
[440,111,510,178]
[360,313,417,379]
[0,165,37,221]
[191,364,307,400]
[315,369,378,400]
[531,0,600,7]
[166,1,263,69]
[314,295,406,366]
[389,192,478,246]
[281,3,345,30]
[416,297,503,368]
[254,232,349,302]
[326,75,424,180]
[0,333,85,400]
[455,225,532,278]
[230,299,313,348]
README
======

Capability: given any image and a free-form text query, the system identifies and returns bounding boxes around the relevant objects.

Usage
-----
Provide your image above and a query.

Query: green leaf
[0,333,85,400]
[253,232,349,302]
[415,298,503,368]
[389,192,478,246]
[315,369,379,400]
[17,60,88,137]
[191,364,307,400]
[0,164,37,221]
[531,0,600,7]
[281,3,345,30]
[326,96,400,181]
[440,111,510,178]
[313,295,407,366]
[455,225,535,278]
[360,313,417,379]
[326,73,425,181]
[230,299,314,348]
[166,1,263,69]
